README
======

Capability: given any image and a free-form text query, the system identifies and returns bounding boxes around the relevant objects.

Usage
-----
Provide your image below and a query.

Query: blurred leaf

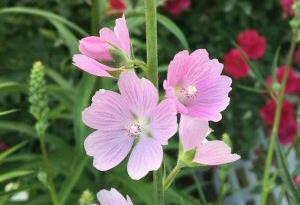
[0,7,88,36]
[45,69,72,91]
[0,141,27,162]
[157,14,190,50]
[0,109,19,117]
[0,82,27,94]
[274,136,300,204]
[271,47,281,84]
[50,20,79,55]
[0,170,33,183]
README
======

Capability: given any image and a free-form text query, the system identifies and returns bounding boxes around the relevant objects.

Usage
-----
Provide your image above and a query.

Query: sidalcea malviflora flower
[93,188,133,205]
[179,116,240,165]
[73,15,131,77]
[164,49,232,122]
[164,0,191,16]
[83,71,178,180]
[224,48,250,79]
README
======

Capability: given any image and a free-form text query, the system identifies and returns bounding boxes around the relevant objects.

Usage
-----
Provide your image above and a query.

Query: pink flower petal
[126,196,134,205]
[85,130,133,171]
[118,71,158,117]
[79,36,112,61]
[127,137,163,180]
[82,90,133,131]
[72,54,113,77]
[194,140,240,165]
[188,75,232,122]
[100,27,121,47]
[114,15,131,56]
[150,99,178,145]
[179,115,211,151]
[98,188,131,205]
[166,50,190,87]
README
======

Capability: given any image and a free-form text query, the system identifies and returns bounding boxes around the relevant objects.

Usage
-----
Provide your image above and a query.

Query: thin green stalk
[144,0,158,87]
[144,0,162,204]
[91,0,101,35]
[163,162,182,190]
[39,136,59,205]
[260,31,298,205]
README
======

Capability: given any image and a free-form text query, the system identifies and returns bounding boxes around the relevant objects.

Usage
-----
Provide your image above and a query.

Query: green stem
[144,0,161,204]
[260,31,298,205]
[91,0,101,35]
[163,162,182,190]
[39,136,59,205]
[144,0,158,87]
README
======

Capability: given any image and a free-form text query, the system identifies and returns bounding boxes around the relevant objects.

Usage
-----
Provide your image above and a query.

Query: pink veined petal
[179,115,211,151]
[79,36,112,61]
[163,80,189,114]
[72,54,113,77]
[127,137,163,180]
[99,27,121,49]
[183,49,223,88]
[150,99,178,145]
[98,188,130,205]
[118,71,159,117]
[114,15,131,56]
[166,50,190,87]
[84,130,133,171]
[194,140,240,165]
[188,75,232,122]
[82,89,133,131]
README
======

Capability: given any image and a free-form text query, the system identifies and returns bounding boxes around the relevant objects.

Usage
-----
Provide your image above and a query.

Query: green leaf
[271,47,281,84]
[157,14,190,50]
[0,7,88,36]
[0,109,19,116]
[50,20,79,55]
[274,136,300,204]
[0,82,27,94]
[0,141,27,162]
[0,170,33,183]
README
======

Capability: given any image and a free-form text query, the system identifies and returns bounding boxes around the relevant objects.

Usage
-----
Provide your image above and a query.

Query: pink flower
[73,15,131,77]
[179,116,240,165]
[96,188,133,205]
[164,49,232,122]
[260,99,297,145]
[164,0,191,16]
[224,49,250,79]
[83,71,178,180]
[237,29,267,60]
[109,0,127,14]
[294,175,300,186]
[281,0,295,16]
[267,65,300,95]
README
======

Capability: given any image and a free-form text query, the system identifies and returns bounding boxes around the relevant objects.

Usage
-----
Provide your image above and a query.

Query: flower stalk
[260,30,298,205]
[144,0,162,204]
[163,162,183,190]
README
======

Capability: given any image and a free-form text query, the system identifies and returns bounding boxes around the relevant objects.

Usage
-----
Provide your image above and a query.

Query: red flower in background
[0,141,8,152]
[281,0,295,16]
[260,100,298,145]
[237,29,267,60]
[267,65,300,95]
[109,0,127,14]
[294,175,300,186]
[164,0,191,16]
[224,49,250,79]
[295,48,300,65]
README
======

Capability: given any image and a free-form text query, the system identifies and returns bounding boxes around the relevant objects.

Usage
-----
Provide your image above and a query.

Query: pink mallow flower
[179,115,240,165]
[73,15,131,77]
[83,71,178,180]
[94,188,133,205]
[164,49,232,122]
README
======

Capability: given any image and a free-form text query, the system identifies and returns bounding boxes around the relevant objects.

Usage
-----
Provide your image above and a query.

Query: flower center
[126,122,141,137]
[185,85,197,97]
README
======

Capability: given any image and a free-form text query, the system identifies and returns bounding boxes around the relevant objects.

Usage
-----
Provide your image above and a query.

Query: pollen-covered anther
[126,122,141,137]
[184,85,198,98]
